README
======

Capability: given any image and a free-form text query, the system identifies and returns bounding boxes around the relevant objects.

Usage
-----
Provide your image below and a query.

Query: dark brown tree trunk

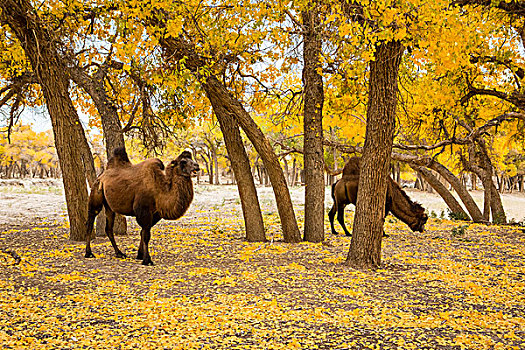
[472,165,506,224]
[480,154,506,225]
[205,156,213,184]
[466,142,506,224]
[471,172,478,190]
[73,118,101,240]
[203,140,217,185]
[481,171,492,221]
[496,174,503,192]
[204,85,266,242]
[203,76,301,243]
[346,41,404,269]
[412,165,470,220]
[302,5,325,243]
[1,0,88,241]
[489,181,506,223]
[414,173,423,190]
[69,62,128,235]
[75,127,97,186]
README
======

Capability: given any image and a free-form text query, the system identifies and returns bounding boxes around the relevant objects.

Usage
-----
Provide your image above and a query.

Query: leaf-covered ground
[1,185,524,349]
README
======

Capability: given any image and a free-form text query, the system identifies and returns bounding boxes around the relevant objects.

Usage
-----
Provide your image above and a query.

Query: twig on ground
[0,248,21,266]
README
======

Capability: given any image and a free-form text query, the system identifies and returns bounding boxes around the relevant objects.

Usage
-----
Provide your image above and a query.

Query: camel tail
[331,181,337,200]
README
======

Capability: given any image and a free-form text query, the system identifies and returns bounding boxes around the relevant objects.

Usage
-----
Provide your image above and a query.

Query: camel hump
[112,147,130,162]
[107,147,131,168]
[342,156,360,176]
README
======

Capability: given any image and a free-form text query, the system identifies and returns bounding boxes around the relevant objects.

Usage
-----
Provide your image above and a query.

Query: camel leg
[383,196,392,238]
[135,205,157,266]
[85,208,101,258]
[85,183,103,259]
[138,227,153,266]
[136,239,144,261]
[337,203,351,236]
[104,208,126,259]
[137,213,160,261]
[328,204,338,235]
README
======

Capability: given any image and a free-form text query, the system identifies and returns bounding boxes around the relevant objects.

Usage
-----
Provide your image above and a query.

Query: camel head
[408,207,428,233]
[167,151,200,178]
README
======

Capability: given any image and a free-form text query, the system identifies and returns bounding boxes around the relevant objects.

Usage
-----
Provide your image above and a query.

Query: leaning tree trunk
[1,0,88,241]
[489,182,506,223]
[465,141,506,224]
[469,157,506,224]
[302,4,325,243]
[346,40,404,270]
[204,76,302,243]
[412,165,470,220]
[427,160,485,223]
[70,66,128,236]
[478,143,506,224]
[206,154,213,184]
[480,168,492,222]
[204,84,266,242]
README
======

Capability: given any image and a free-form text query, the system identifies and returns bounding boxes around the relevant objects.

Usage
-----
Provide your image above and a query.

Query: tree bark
[470,160,507,224]
[346,40,404,269]
[203,140,220,185]
[479,145,506,224]
[203,76,301,243]
[481,170,492,221]
[302,5,325,243]
[465,142,506,224]
[204,84,266,242]
[1,0,88,241]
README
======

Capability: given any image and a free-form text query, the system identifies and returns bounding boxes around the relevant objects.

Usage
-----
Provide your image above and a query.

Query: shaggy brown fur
[85,148,200,265]
[329,157,427,236]
[342,156,360,176]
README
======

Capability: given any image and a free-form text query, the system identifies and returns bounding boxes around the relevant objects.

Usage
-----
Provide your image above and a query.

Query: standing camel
[85,148,200,265]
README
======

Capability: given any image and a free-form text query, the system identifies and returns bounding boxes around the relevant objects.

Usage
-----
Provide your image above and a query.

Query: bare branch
[284,10,305,32]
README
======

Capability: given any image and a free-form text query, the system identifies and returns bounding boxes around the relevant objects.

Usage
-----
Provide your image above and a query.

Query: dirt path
[1,180,524,226]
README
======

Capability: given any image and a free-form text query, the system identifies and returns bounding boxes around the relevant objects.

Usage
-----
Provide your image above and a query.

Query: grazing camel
[85,147,199,265]
[329,157,428,236]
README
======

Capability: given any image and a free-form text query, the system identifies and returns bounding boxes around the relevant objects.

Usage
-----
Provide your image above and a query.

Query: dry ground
[0,180,524,349]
